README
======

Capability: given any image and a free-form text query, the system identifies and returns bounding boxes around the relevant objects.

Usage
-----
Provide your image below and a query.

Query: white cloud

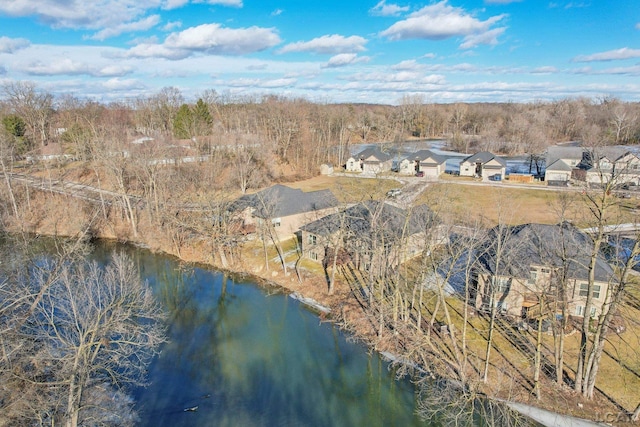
[278,34,367,55]
[342,71,445,84]
[0,36,30,53]
[271,9,283,16]
[570,65,640,76]
[392,60,424,71]
[164,23,281,55]
[323,53,370,68]
[380,1,507,49]
[0,0,241,34]
[162,21,183,31]
[531,66,558,74]
[485,0,521,4]
[573,47,640,62]
[90,14,160,40]
[247,63,268,70]
[163,0,242,8]
[163,0,189,9]
[222,77,297,88]
[102,77,146,91]
[0,0,161,30]
[369,1,409,17]
[126,42,191,60]
[459,27,506,49]
[23,58,133,77]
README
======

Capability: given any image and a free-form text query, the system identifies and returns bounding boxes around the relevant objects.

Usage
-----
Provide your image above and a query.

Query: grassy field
[288,175,640,227]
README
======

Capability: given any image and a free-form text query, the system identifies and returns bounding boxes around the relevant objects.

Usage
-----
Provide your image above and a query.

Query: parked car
[490,174,502,181]
[415,171,425,177]
[386,188,402,197]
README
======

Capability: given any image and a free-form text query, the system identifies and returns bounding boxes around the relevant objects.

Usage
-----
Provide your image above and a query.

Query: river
[84,243,431,427]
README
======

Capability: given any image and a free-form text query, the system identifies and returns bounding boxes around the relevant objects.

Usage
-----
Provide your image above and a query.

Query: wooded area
[1,81,640,425]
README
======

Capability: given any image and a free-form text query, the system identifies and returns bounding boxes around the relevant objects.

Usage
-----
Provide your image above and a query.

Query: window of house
[541,268,550,274]
[579,283,589,297]
[528,270,537,285]
[493,277,509,293]
[309,251,318,261]
[272,218,281,227]
[307,235,317,245]
[590,307,597,318]
[576,305,584,316]
[578,283,600,298]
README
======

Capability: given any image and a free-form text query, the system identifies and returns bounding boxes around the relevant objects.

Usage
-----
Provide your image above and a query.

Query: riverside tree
[0,249,166,426]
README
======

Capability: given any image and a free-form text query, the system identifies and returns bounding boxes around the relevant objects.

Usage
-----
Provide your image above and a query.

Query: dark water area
[87,243,429,427]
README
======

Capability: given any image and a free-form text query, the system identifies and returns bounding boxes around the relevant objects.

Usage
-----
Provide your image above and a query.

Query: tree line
[2,82,640,169]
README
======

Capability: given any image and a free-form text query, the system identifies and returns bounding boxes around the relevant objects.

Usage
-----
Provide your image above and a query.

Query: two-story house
[300,201,443,271]
[473,223,615,319]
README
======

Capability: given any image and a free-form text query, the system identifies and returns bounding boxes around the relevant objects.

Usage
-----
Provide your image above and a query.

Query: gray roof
[460,151,507,167]
[408,149,447,165]
[477,223,614,283]
[353,146,393,162]
[546,146,584,166]
[545,159,573,172]
[301,201,436,241]
[232,184,339,219]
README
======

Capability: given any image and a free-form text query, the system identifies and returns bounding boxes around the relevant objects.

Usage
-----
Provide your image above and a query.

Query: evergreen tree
[193,98,213,136]
[173,104,194,139]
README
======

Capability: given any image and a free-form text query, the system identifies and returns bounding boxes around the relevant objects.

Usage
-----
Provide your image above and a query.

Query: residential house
[398,150,447,178]
[230,185,340,241]
[583,149,640,187]
[544,159,574,186]
[346,147,393,174]
[459,151,506,181]
[472,223,615,319]
[300,201,443,271]
[544,145,586,185]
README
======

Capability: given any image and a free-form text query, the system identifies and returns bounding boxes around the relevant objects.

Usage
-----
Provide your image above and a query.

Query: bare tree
[1,250,165,426]
[2,81,54,149]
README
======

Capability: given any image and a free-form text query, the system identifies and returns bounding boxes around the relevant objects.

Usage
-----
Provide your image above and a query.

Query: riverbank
[5,188,636,426]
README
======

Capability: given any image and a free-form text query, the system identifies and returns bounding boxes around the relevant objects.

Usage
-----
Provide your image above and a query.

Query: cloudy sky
[0,0,639,104]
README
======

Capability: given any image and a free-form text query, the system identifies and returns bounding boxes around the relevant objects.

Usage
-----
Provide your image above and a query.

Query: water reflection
[106,245,429,427]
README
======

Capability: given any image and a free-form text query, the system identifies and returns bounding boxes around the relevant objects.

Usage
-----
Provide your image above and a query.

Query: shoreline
[4,193,634,426]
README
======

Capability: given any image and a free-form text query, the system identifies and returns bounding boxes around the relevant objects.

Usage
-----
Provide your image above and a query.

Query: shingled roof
[477,223,614,282]
[231,184,339,219]
[409,149,447,165]
[461,151,507,167]
[301,200,436,241]
[353,146,393,162]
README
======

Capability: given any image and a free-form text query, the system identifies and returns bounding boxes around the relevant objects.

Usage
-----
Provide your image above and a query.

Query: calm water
[88,244,431,427]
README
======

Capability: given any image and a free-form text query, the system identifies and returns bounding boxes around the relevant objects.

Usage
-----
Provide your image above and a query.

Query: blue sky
[0,0,638,104]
